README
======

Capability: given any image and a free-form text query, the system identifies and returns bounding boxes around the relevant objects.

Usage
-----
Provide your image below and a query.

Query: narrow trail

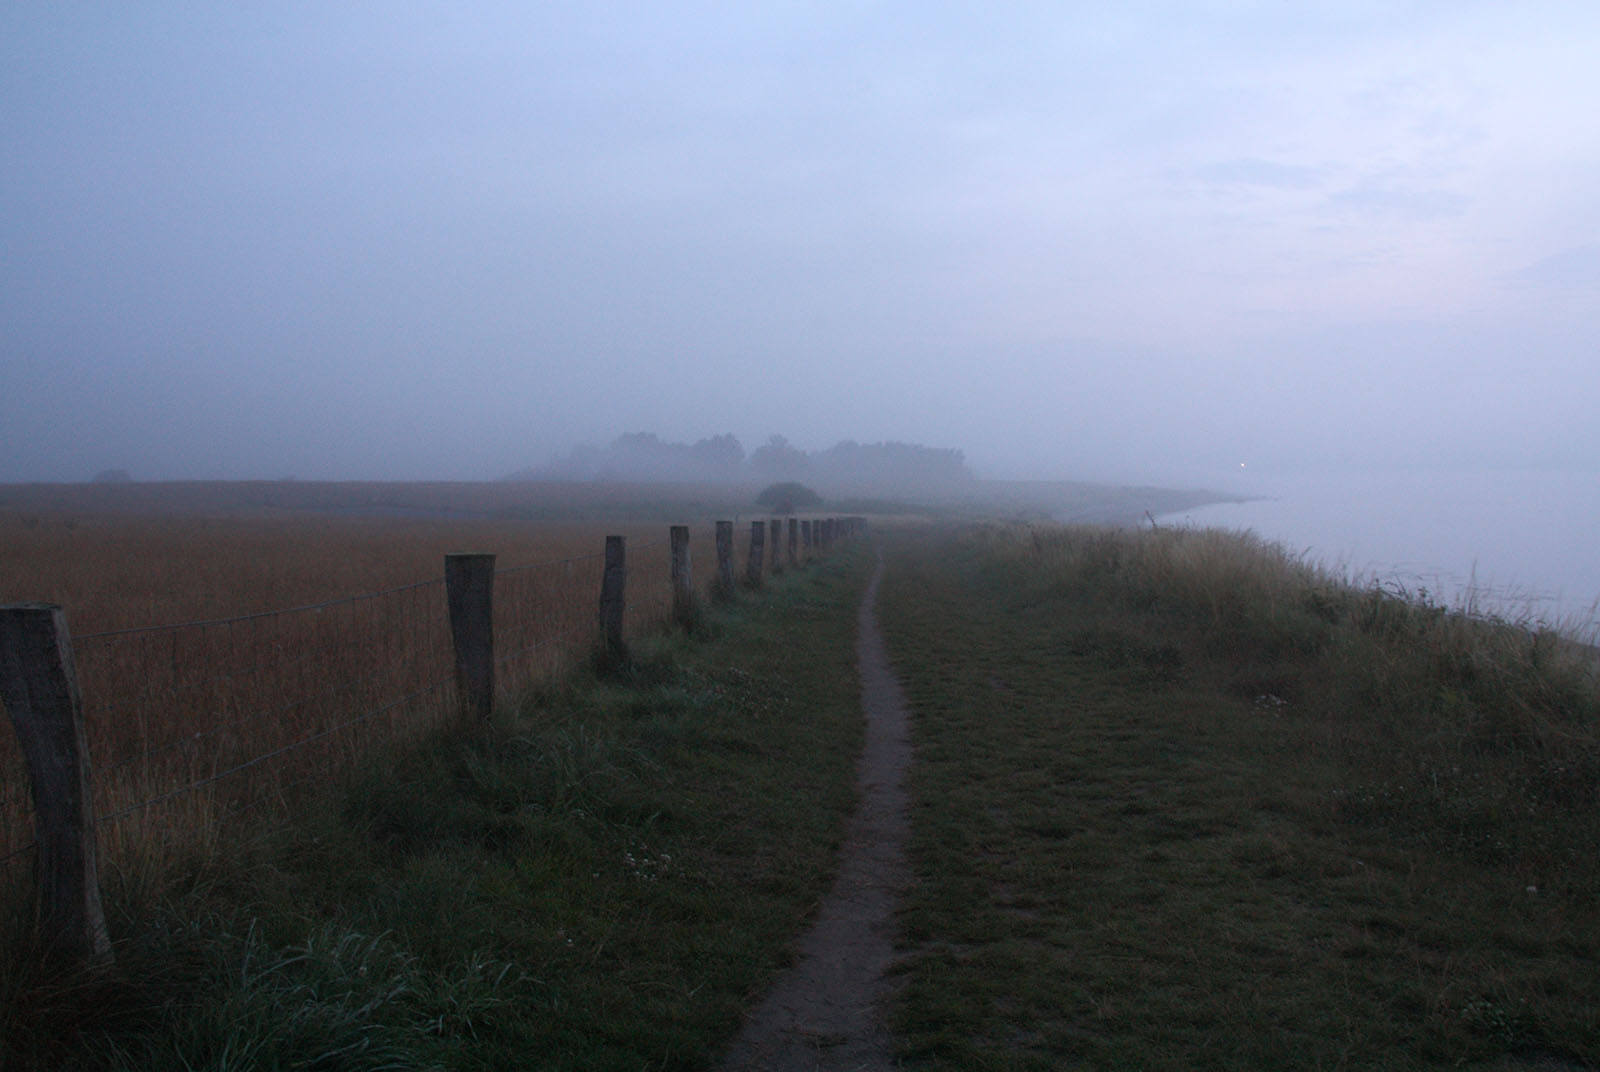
[719,553,912,1071]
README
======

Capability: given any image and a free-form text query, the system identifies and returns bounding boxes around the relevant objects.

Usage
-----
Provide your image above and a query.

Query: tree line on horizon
[506,433,973,489]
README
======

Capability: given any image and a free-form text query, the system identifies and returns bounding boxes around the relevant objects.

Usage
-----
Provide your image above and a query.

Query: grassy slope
[2,549,872,1071]
[877,524,1600,1071]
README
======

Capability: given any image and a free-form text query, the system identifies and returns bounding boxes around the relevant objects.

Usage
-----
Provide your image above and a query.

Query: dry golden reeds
[0,513,742,897]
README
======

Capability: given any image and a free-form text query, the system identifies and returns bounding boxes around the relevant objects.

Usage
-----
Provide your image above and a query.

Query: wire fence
[493,549,607,698]
[0,518,857,902]
[629,535,674,632]
[1,575,455,878]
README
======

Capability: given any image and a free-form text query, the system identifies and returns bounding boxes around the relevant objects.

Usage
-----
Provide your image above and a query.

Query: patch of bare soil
[718,554,912,1071]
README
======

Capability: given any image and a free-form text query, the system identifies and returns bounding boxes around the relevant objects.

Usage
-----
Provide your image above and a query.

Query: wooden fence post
[714,521,734,598]
[0,603,113,968]
[801,519,812,556]
[787,518,798,567]
[599,535,627,659]
[445,554,496,721]
[670,525,694,628]
[747,521,765,586]
[769,519,783,575]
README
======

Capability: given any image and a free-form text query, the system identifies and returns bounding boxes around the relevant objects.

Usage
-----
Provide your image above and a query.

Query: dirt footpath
[719,554,912,1071]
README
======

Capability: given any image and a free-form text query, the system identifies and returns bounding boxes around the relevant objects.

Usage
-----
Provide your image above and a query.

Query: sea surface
[1154,468,1600,634]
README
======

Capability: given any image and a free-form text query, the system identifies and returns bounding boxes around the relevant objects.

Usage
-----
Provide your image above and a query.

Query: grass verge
[878,523,1600,1070]
[1,546,872,1071]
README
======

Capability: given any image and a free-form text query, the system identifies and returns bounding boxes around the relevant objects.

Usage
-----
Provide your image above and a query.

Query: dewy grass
[878,523,1600,1070]
[1,546,872,1071]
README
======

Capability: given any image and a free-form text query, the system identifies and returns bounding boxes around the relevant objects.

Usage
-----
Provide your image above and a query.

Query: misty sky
[4,3,1598,485]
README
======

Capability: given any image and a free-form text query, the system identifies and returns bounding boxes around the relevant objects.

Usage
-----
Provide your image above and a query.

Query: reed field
[0,494,782,913]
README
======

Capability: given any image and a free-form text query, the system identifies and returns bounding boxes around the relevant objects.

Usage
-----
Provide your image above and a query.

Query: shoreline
[0,477,1245,526]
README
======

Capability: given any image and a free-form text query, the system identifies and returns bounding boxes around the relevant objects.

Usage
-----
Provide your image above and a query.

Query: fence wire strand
[0,841,36,869]
[74,576,446,641]
[495,549,607,576]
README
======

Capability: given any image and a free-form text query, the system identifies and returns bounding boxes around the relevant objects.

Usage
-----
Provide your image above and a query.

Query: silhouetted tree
[749,435,811,478]
[690,434,745,475]
[756,481,823,513]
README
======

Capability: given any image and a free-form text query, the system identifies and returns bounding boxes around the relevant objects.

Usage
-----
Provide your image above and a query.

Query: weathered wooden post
[714,521,734,598]
[599,535,627,660]
[769,519,783,575]
[787,518,798,567]
[746,521,765,586]
[445,553,496,721]
[0,603,113,968]
[801,519,812,556]
[670,525,694,629]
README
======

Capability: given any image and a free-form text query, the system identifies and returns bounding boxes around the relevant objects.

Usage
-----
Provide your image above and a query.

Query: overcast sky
[4,2,1598,485]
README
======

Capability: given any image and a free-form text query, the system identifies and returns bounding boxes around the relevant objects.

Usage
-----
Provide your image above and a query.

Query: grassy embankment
[879,523,1600,1070]
[1,544,873,1070]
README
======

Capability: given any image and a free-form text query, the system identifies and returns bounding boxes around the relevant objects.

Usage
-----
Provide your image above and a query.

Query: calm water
[1155,468,1600,633]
